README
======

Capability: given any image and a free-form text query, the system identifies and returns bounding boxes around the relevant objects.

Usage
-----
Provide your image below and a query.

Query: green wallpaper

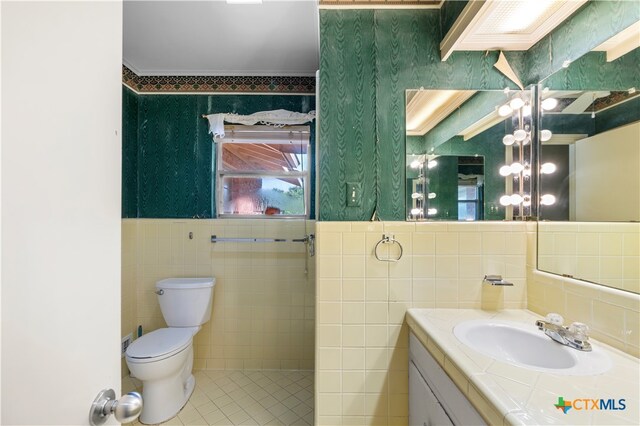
[523,0,640,85]
[423,91,507,151]
[319,10,377,221]
[123,92,315,218]
[432,124,510,221]
[440,0,468,38]
[319,3,638,221]
[542,49,640,91]
[122,86,138,218]
[428,156,458,220]
[318,9,517,221]
[596,95,640,134]
[136,95,213,218]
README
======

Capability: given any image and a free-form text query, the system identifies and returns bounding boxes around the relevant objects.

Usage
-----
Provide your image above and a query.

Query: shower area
[120,89,317,425]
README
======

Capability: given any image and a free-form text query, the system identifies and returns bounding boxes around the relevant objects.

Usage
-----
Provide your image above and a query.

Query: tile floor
[123,370,314,426]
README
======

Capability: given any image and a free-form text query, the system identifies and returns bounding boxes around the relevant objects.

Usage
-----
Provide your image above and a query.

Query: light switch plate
[346,182,362,207]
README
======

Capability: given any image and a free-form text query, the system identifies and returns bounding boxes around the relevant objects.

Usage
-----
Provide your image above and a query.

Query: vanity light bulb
[541,98,558,111]
[411,192,424,199]
[510,162,524,174]
[540,194,556,206]
[514,129,527,141]
[541,129,553,142]
[509,97,525,110]
[410,160,422,169]
[522,165,531,177]
[428,192,437,199]
[410,208,421,215]
[499,195,512,206]
[540,162,557,174]
[498,104,513,117]
[502,134,515,146]
[522,195,532,207]
[522,103,532,117]
[510,194,524,205]
[427,160,438,169]
[499,165,512,177]
[427,208,438,216]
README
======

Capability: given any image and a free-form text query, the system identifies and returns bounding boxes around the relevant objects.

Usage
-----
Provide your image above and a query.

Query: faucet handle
[569,322,590,340]
[546,313,564,326]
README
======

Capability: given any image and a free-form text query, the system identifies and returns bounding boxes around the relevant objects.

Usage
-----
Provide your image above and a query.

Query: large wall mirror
[537,46,640,294]
[406,88,536,221]
[405,46,639,294]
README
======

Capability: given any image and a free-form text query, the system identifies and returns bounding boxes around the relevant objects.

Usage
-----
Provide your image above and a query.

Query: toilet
[126,277,215,425]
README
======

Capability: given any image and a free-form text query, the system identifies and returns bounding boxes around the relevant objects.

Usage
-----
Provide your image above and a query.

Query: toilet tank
[156,278,215,327]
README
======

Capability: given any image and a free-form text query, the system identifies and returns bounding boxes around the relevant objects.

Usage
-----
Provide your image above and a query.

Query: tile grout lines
[124,370,314,426]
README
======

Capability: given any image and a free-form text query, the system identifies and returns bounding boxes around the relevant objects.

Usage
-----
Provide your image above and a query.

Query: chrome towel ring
[374,234,403,262]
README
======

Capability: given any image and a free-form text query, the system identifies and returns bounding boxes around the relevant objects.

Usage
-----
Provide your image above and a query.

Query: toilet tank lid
[156,277,215,289]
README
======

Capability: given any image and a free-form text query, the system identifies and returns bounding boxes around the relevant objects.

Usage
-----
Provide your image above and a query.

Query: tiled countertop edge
[406,309,640,426]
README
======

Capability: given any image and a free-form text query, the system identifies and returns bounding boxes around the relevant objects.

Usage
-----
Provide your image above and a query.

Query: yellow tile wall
[538,222,640,293]
[315,221,528,426]
[527,223,640,357]
[122,218,315,373]
[527,271,640,357]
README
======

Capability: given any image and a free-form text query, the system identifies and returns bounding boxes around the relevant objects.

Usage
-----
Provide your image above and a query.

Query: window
[457,183,483,221]
[216,125,310,217]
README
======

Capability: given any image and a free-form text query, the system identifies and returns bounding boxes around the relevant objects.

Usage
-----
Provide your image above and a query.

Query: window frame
[457,181,482,221]
[215,125,311,219]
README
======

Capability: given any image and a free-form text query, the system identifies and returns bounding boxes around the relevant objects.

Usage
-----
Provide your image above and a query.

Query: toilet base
[139,373,195,425]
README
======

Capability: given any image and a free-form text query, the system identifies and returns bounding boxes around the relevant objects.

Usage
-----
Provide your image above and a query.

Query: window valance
[205,109,316,139]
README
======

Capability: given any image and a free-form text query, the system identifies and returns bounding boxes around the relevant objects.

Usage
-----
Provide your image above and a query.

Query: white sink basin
[453,319,612,375]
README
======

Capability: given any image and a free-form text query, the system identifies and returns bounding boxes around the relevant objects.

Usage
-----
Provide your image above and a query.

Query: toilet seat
[126,328,193,363]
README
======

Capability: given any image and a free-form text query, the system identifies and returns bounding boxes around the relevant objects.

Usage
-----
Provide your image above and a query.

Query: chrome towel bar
[211,234,315,257]
[211,235,311,243]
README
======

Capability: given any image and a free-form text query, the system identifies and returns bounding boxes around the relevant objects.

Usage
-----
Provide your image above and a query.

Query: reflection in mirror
[406,88,535,221]
[538,89,640,222]
[407,154,484,220]
[537,45,640,294]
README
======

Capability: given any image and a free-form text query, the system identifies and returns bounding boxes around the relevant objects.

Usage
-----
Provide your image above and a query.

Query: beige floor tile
[126,370,314,426]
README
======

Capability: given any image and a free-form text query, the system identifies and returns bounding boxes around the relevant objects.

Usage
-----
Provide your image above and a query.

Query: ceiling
[441,0,588,60]
[123,1,320,76]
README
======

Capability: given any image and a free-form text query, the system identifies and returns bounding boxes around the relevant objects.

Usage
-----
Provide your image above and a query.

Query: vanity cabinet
[409,333,485,426]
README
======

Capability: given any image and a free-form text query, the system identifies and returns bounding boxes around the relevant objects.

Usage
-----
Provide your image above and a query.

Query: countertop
[406,309,639,425]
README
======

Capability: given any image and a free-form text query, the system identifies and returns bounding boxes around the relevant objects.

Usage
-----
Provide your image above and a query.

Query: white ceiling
[123,0,320,76]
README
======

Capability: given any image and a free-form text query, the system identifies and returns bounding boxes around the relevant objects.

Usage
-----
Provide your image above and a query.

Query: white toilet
[126,277,215,425]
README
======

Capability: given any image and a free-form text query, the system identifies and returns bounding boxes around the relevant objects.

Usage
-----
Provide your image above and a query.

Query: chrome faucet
[482,275,513,286]
[535,313,592,351]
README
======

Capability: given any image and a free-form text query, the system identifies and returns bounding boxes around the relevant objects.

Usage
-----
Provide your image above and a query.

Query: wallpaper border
[122,65,316,94]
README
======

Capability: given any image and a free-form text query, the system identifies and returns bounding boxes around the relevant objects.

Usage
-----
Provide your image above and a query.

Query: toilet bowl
[125,278,215,425]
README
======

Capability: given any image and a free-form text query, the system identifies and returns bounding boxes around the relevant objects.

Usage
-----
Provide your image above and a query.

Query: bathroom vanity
[410,332,485,425]
[406,309,640,425]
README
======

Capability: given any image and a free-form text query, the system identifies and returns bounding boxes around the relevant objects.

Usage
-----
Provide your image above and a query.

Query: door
[1,1,123,424]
